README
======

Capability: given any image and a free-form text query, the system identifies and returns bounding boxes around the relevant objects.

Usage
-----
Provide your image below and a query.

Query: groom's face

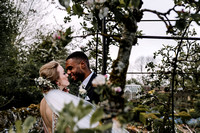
[65,58,85,82]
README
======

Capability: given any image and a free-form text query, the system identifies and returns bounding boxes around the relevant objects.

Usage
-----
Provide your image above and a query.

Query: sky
[43,0,199,76]
[109,0,200,73]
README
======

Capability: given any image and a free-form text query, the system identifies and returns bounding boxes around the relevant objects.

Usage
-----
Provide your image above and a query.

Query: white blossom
[64,0,70,8]
[112,118,123,132]
[88,13,94,19]
[95,0,106,3]
[197,65,200,71]
[112,86,122,92]
[35,76,58,90]
[86,0,94,7]
[92,74,106,86]
[150,97,154,101]
[52,32,58,39]
[142,100,147,104]
[98,7,109,20]
[79,88,87,95]
[38,79,43,85]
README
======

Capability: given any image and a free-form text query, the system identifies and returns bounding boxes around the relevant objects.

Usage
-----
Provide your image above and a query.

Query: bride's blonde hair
[39,61,60,92]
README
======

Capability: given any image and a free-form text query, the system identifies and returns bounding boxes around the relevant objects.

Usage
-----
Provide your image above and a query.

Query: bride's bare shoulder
[40,98,52,115]
[40,98,46,110]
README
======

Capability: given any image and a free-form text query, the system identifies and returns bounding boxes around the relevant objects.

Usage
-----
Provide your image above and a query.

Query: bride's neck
[58,86,64,91]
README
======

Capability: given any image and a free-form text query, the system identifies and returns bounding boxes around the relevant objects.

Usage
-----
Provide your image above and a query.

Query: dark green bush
[132,105,148,121]
[139,112,158,125]
[178,111,191,123]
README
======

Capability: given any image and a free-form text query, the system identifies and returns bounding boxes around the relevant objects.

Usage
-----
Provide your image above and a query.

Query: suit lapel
[85,73,97,91]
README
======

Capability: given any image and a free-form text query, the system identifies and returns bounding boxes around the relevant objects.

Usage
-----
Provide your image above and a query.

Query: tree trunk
[110,24,137,89]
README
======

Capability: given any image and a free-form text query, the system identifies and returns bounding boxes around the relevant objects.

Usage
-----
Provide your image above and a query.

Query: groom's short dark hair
[66,51,90,68]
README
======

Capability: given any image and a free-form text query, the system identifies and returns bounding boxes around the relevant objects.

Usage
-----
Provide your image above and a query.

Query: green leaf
[93,123,113,132]
[124,0,130,7]
[119,0,125,5]
[191,14,200,25]
[56,102,77,132]
[66,6,71,14]
[15,120,22,133]
[72,4,84,17]
[65,27,73,36]
[76,100,92,120]
[175,18,187,31]
[90,108,104,126]
[23,116,36,133]
[131,0,140,8]
[76,129,96,133]
[8,127,14,133]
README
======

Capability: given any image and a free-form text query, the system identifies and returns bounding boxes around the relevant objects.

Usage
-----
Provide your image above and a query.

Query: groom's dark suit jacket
[85,73,100,104]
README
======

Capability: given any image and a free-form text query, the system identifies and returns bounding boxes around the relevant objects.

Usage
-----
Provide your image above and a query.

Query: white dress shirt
[81,72,94,88]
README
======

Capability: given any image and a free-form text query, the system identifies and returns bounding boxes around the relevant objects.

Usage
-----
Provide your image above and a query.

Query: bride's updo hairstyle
[39,61,60,92]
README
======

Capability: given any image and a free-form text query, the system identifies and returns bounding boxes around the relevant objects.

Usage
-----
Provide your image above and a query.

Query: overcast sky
[112,0,200,73]
[46,0,199,75]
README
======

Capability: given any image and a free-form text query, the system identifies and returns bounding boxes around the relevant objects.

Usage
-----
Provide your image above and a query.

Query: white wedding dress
[44,90,97,130]
[44,89,129,133]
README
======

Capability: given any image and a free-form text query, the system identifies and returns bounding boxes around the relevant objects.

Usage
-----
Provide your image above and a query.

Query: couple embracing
[38,51,100,133]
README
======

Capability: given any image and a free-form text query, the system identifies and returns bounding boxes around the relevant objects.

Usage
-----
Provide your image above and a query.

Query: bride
[36,61,97,133]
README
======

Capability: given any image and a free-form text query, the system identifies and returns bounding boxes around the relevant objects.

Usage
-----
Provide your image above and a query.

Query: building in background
[124,84,142,101]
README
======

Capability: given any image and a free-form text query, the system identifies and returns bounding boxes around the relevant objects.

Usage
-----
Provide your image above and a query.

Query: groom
[65,51,100,104]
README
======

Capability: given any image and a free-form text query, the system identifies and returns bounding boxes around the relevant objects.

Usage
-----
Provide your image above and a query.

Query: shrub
[139,113,158,125]
[178,111,191,123]
[132,105,148,121]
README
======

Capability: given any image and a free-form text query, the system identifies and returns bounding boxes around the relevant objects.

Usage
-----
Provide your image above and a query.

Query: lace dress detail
[42,117,48,133]
[42,93,59,133]
[52,112,58,133]
[41,112,58,133]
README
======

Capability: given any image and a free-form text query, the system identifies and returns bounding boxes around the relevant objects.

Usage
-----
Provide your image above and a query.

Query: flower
[92,74,106,87]
[112,118,122,131]
[63,88,70,93]
[57,36,61,40]
[148,90,155,95]
[98,7,109,20]
[35,77,58,90]
[79,88,87,95]
[95,0,106,3]
[52,33,58,39]
[112,87,122,93]
[79,84,87,99]
[86,0,94,7]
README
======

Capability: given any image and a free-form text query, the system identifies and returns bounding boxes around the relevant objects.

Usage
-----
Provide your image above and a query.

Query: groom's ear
[80,61,86,69]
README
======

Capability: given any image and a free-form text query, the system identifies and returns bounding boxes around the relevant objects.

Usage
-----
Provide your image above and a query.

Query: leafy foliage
[55,100,112,133]
[145,29,200,90]
[1,0,200,132]
[0,0,22,109]
[9,116,36,133]
[0,24,73,109]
